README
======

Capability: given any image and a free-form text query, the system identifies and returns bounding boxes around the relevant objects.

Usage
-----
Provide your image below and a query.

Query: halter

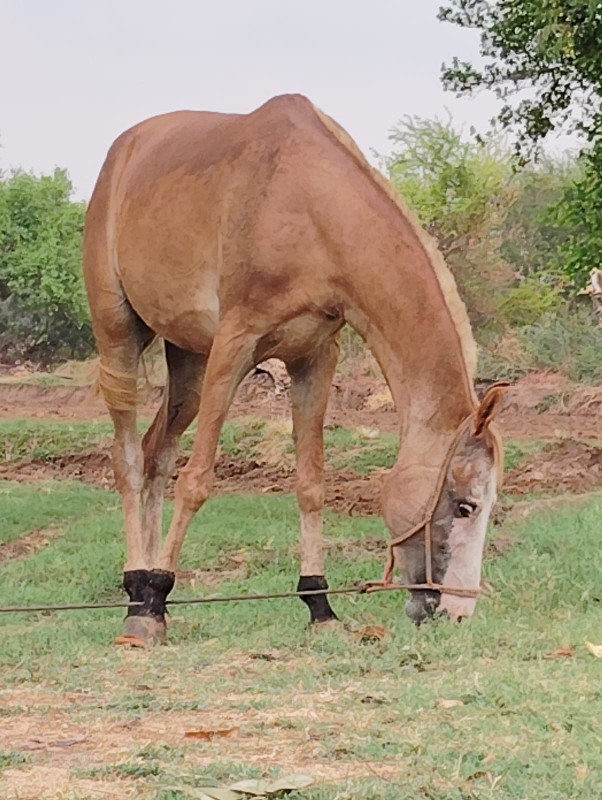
[366,414,482,600]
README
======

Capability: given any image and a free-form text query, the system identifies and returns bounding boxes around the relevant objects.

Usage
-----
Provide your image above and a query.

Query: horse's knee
[296,479,325,514]
[174,466,214,513]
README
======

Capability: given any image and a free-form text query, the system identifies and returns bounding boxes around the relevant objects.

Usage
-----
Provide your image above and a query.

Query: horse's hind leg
[287,339,339,623]
[95,326,152,573]
[106,343,206,646]
[91,306,173,643]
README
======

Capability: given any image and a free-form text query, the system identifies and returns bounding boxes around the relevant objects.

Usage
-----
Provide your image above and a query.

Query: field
[1,364,602,800]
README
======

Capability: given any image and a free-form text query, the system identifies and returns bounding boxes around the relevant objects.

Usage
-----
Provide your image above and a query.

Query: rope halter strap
[367,413,481,600]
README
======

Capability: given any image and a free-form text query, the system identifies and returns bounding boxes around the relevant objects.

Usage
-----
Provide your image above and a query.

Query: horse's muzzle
[404,588,441,625]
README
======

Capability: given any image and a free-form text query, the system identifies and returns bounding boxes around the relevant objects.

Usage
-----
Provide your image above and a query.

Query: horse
[83,94,506,645]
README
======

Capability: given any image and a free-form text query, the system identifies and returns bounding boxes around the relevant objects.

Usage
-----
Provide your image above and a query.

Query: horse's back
[83,96,329,351]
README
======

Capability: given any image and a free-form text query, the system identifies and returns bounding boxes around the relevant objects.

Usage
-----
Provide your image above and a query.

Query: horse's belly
[121,265,220,353]
[257,313,342,363]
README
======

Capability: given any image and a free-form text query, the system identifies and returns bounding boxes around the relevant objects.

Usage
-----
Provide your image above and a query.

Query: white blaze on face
[438,470,497,620]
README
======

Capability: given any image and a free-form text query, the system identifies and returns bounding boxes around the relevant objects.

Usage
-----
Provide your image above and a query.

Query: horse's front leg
[159,321,256,572]
[287,339,339,623]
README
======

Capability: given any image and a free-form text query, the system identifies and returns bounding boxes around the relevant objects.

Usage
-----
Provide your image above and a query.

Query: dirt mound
[3,437,602,514]
[0,526,62,563]
[3,365,602,445]
[0,451,115,488]
[504,439,602,495]
[0,450,384,517]
[542,385,602,417]
[505,371,575,411]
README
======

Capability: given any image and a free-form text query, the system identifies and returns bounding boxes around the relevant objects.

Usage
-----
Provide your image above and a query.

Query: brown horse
[83,94,506,645]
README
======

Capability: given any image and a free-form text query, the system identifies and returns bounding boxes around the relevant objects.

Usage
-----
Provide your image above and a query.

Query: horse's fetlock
[297,575,338,623]
[123,568,175,620]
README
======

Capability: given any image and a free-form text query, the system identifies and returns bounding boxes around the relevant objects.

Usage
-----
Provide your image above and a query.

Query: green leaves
[439,1,602,149]
[0,168,92,361]
[383,116,516,328]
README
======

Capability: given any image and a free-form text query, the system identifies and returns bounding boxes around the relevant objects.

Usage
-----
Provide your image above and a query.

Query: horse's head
[383,383,507,624]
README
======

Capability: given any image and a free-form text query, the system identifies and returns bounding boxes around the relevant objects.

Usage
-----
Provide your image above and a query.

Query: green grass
[0,477,601,799]
[0,418,545,479]
[0,481,116,545]
[0,419,114,463]
[502,439,545,472]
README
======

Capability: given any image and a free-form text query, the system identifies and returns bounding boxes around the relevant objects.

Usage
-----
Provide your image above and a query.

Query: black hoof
[297,575,339,623]
[123,569,175,622]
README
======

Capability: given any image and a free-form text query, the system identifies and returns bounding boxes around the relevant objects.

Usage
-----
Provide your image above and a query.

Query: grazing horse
[83,94,506,645]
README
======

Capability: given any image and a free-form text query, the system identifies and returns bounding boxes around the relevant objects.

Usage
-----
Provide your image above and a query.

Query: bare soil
[0,366,601,440]
[0,450,385,517]
[1,369,602,509]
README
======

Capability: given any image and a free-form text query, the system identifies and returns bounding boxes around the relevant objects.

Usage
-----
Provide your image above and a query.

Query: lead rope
[0,416,484,616]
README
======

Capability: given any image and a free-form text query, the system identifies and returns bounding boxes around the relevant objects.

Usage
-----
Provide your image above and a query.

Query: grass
[0,469,601,799]
[0,417,543,480]
[0,418,114,463]
[0,481,116,545]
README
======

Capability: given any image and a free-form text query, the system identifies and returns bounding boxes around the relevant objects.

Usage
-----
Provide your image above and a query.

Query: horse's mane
[310,103,478,389]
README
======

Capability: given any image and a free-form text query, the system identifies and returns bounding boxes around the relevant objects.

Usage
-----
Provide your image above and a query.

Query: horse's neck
[341,219,476,441]
[336,199,477,528]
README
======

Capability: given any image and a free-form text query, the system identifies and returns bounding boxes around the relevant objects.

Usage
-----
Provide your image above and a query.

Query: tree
[384,116,516,328]
[439,0,602,285]
[0,169,92,360]
[500,156,578,279]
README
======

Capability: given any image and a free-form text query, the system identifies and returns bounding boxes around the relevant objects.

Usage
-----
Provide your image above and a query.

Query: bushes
[384,117,515,328]
[497,277,565,327]
[478,305,602,383]
[0,169,93,362]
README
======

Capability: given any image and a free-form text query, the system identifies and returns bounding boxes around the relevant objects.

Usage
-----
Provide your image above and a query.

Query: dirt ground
[1,368,602,508]
[1,367,602,800]
[0,364,600,436]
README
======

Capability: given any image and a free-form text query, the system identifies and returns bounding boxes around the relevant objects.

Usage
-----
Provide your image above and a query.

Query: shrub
[0,169,93,362]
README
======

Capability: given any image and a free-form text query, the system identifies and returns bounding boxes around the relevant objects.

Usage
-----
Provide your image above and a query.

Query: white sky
[1,0,576,200]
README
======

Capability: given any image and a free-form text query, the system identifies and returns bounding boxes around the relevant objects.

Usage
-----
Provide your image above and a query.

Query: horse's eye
[455,500,477,519]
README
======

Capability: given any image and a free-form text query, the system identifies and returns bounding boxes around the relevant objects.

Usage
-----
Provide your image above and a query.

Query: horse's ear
[475,381,510,437]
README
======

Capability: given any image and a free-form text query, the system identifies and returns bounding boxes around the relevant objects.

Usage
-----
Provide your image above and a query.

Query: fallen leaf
[196,789,241,800]
[229,774,313,796]
[185,727,240,740]
[114,635,147,648]
[545,645,574,658]
[162,788,239,800]
[266,774,314,793]
[229,779,270,796]
[437,699,464,709]
[356,624,387,642]
[586,641,602,658]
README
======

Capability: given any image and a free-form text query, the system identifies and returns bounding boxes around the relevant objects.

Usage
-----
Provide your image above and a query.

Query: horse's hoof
[311,615,339,626]
[115,615,166,647]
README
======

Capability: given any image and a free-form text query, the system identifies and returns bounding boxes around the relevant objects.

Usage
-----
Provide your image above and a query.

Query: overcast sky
[1,1,573,200]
